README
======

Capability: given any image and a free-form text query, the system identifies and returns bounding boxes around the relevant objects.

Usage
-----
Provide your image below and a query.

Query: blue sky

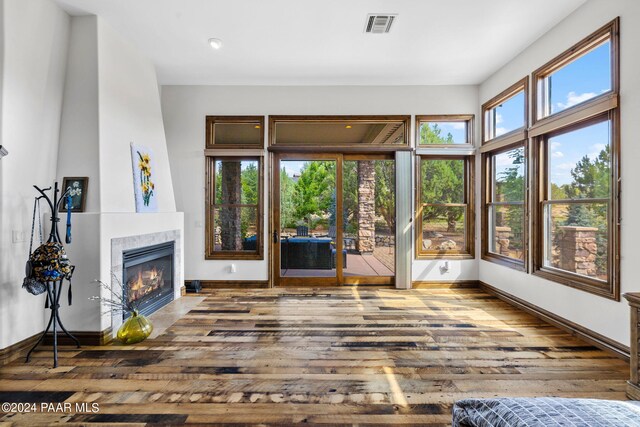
[497,40,611,186]
[546,41,611,186]
[281,160,309,177]
[494,91,525,137]
[549,120,609,187]
[422,122,467,144]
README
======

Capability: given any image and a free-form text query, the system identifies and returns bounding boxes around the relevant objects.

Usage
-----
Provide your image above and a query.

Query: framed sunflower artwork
[130,143,158,213]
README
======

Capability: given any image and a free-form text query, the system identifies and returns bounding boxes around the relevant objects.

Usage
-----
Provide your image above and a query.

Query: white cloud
[495,127,508,137]
[556,91,597,110]
[552,151,564,158]
[449,122,466,130]
[554,162,574,171]
[439,122,466,131]
[495,112,504,124]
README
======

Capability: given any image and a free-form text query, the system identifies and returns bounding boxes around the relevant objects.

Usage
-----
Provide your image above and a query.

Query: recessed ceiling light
[345,125,352,129]
[254,125,261,129]
[208,38,223,50]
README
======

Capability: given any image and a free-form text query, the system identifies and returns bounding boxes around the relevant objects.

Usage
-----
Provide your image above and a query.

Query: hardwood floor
[0,287,629,425]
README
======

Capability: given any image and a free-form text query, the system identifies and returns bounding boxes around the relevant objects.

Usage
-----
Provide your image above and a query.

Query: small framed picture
[60,177,88,212]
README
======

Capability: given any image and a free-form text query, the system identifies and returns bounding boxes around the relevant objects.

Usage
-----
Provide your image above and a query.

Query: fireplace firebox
[122,241,174,319]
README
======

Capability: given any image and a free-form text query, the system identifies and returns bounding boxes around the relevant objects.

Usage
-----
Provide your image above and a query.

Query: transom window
[482,78,528,144]
[416,156,474,259]
[416,115,473,147]
[206,116,264,149]
[534,22,615,120]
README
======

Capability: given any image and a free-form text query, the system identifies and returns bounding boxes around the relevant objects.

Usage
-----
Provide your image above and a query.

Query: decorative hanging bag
[22,198,47,295]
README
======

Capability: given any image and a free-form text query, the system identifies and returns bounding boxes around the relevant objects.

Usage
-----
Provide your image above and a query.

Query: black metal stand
[25,182,80,368]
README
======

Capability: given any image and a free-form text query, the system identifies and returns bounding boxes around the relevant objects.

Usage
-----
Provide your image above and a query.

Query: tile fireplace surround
[110,229,182,334]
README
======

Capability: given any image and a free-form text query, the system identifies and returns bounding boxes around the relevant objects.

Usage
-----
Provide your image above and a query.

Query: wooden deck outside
[282,252,394,277]
[0,287,629,425]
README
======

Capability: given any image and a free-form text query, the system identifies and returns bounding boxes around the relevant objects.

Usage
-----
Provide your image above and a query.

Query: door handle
[273,230,278,244]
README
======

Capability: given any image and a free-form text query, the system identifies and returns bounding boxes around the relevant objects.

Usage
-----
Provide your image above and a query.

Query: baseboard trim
[628,381,640,400]
[412,280,480,289]
[1,327,112,366]
[187,280,270,289]
[44,327,113,346]
[479,281,630,361]
[0,333,41,366]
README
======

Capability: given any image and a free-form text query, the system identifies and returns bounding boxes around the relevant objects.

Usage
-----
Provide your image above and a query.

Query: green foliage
[342,161,358,233]
[215,161,259,239]
[566,145,610,199]
[240,162,258,237]
[419,124,465,232]
[374,161,395,232]
[420,123,454,145]
[293,161,336,227]
[421,159,464,232]
[562,144,610,275]
[280,168,297,228]
[551,183,567,200]
[495,148,525,249]
[241,163,258,204]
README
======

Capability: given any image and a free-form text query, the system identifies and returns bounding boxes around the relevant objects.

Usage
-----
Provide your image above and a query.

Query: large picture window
[416,156,474,259]
[205,157,263,260]
[531,18,619,299]
[482,144,527,270]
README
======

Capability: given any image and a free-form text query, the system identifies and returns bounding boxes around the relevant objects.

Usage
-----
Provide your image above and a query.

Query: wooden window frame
[531,18,620,301]
[268,115,411,152]
[206,116,265,149]
[532,18,619,126]
[415,114,475,148]
[532,112,620,300]
[415,155,475,260]
[482,77,529,146]
[481,141,528,272]
[205,156,264,260]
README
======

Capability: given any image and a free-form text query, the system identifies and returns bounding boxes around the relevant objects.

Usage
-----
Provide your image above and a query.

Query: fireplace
[122,241,174,319]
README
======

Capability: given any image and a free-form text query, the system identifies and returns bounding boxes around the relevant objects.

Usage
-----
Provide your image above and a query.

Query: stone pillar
[558,226,598,277]
[220,161,242,251]
[357,161,376,254]
[494,226,512,256]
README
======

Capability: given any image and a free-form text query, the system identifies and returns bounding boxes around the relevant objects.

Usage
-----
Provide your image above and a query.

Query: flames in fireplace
[127,265,165,304]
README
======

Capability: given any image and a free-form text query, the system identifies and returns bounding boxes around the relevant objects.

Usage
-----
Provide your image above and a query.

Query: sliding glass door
[342,155,395,285]
[273,153,394,286]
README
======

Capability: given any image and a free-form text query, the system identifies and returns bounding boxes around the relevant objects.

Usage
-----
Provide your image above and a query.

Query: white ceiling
[54,0,586,86]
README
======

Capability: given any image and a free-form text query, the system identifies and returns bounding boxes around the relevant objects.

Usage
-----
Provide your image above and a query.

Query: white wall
[478,0,640,346]
[56,16,100,212]
[97,19,176,213]
[161,85,479,282]
[0,0,70,349]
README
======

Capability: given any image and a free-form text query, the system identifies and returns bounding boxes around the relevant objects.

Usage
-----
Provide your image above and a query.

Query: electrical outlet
[12,230,28,243]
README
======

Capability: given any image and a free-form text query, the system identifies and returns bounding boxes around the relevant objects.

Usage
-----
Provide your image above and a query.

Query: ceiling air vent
[365,14,397,34]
